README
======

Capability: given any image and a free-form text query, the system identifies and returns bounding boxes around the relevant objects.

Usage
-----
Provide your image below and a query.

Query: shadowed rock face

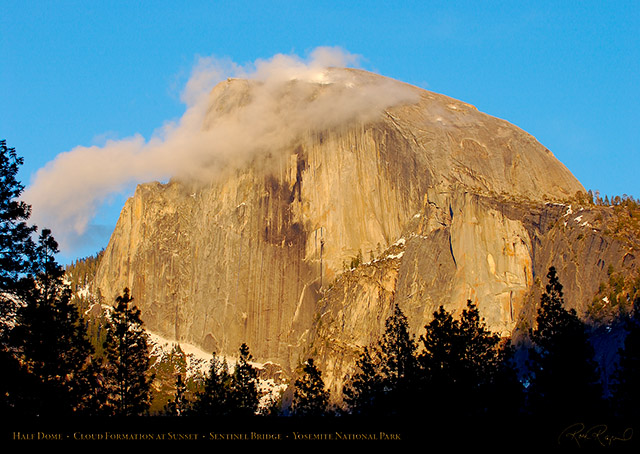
[94,68,589,381]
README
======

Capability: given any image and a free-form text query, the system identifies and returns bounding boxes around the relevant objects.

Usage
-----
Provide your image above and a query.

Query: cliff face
[309,190,640,396]
[95,68,595,381]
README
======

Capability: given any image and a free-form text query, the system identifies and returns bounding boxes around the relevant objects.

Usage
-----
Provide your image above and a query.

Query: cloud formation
[24,47,419,254]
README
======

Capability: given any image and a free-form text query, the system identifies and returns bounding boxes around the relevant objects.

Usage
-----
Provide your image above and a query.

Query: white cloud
[23,47,419,254]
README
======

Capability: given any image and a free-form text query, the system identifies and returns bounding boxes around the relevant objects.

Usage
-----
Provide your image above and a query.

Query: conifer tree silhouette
[343,302,416,415]
[102,288,153,416]
[12,230,98,415]
[0,140,37,298]
[0,142,100,416]
[611,298,640,420]
[415,300,507,418]
[192,343,261,417]
[527,266,602,422]
[191,352,232,417]
[292,358,329,416]
[164,373,189,416]
[228,343,260,417]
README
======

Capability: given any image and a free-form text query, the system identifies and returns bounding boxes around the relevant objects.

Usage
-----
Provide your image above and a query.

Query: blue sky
[1,1,638,263]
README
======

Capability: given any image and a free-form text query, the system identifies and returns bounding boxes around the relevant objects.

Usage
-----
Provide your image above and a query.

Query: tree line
[1,140,639,430]
[341,267,639,423]
[147,267,640,433]
[0,140,151,417]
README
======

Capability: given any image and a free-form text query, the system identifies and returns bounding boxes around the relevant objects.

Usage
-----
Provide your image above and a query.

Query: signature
[559,423,633,447]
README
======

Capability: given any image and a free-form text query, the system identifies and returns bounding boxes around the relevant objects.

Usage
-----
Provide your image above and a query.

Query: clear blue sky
[1,1,638,263]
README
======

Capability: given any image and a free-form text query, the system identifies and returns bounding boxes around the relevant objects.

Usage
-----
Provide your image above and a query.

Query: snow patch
[393,237,406,247]
[146,331,287,406]
[147,332,214,378]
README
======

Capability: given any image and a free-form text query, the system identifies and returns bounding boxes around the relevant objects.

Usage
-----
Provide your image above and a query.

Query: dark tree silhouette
[164,373,189,416]
[488,339,526,417]
[0,141,37,407]
[417,300,503,417]
[342,345,381,415]
[417,304,461,404]
[191,353,232,417]
[102,288,153,416]
[0,140,36,299]
[527,266,603,422]
[343,303,416,415]
[611,298,640,420]
[456,300,503,413]
[0,142,101,416]
[11,230,98,416]
[378,303,418,390]
[228,343,260,417]
[191,344,261,418]
[292,358,329,416]
[0,147,36,412]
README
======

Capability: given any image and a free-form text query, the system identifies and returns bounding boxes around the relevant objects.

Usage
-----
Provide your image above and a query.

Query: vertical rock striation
[95,68,597,383]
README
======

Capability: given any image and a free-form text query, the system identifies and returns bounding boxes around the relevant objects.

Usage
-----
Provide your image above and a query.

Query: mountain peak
[94,69,589,392]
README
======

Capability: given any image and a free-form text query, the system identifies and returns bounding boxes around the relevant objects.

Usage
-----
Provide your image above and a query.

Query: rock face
[309,192,640,396]
[95,68,596,387]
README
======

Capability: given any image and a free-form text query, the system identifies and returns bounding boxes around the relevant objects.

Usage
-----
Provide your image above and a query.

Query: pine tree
[0,142,103,416]
[527,266,603,421]
[457,300,502,411]
[10,229,99,416]
[164,374,189,416]
[488,339,526,417]
[611,298,640,420]
[378,303,417,390]
[417,301,503,417]
[0,140,36,355]
[228,343,260,417]
[102,288,153,416]
[0,142,101,415]
[342,345,382,415]
[292,358,330,417]
[342,303,416,415]
[418,305,461,389]
[191,353,232,417]
[191,344,261,417]
[0,140,36,300]
[0,345,37,416]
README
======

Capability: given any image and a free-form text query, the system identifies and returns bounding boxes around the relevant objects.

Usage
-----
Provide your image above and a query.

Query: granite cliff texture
[309,191,640,396]
[94,68,613,389]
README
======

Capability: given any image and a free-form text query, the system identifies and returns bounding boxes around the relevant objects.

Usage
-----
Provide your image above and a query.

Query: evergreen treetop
[343,302,416,416]
[8,230,98,416]
[527,266,603,420]
[191,343,261,418]
[102,288,154,416]
[191,352,232,417]
[228,343,260,417]
[292,358,329,417]
[612,298,640,420]
[0,140,37,292]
